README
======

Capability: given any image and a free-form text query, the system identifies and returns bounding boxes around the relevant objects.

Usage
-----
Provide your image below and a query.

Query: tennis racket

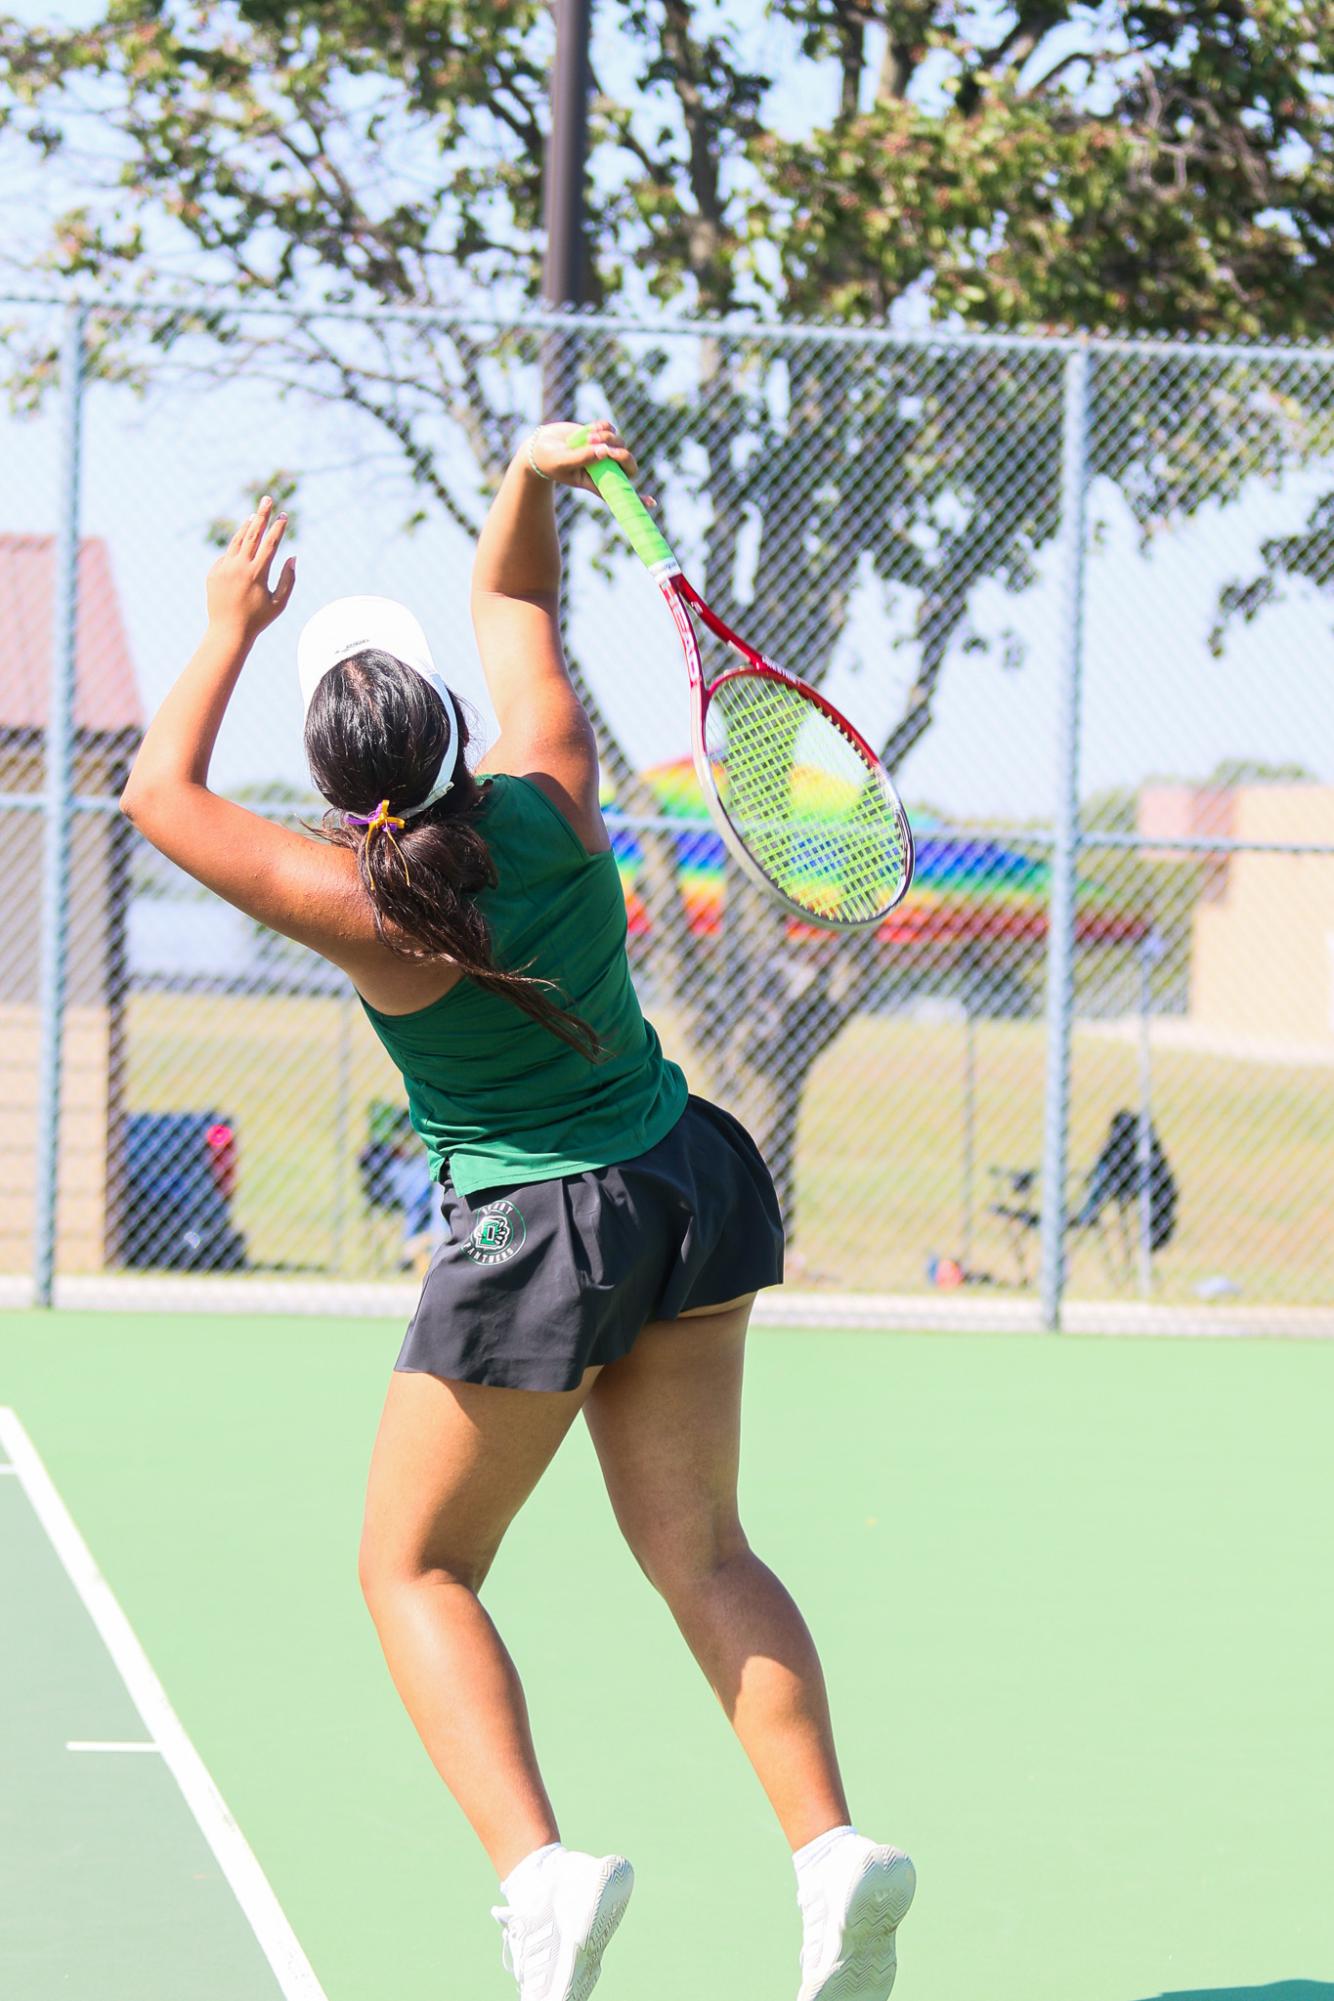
[571,425,914,930]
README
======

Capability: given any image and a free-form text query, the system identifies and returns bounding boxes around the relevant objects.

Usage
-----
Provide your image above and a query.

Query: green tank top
[360,773,689,1197]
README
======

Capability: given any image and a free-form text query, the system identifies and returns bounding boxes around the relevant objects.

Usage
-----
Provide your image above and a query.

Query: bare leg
[583,1300,851,1850]
[359,1367,596,1878]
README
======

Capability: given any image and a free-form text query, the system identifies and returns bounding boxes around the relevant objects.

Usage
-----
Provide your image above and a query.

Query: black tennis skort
[396,1094,785,1392]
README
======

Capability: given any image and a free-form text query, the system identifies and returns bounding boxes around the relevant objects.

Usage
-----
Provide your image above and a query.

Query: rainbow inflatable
[605,757,1147,947]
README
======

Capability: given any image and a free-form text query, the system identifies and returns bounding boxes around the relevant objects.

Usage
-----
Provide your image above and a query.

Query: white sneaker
[491,1849,635,2001]
[797,1838,917,2001]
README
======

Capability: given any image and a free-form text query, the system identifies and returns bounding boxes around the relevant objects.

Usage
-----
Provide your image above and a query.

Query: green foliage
[759,2,1333,339]
[207,470,300,548]
[2,2,1327,752]
[1082,783,1140,835]
[3,3,1329,323]
[1206,755,1320,787]
[1210,490,1334,654]
[3,1,1330,1216]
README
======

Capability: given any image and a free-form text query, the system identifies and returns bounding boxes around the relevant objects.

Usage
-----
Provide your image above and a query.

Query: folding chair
[989,1110,1178,1288]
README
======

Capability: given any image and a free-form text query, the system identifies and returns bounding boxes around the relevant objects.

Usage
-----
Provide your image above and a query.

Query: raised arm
[472,419,639,849]
[119,500,383,971]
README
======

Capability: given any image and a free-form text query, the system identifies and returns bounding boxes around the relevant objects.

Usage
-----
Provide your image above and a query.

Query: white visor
[297,594,459,817]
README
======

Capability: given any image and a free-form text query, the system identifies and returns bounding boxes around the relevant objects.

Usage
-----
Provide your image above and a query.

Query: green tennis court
[2,1310,1331,2001]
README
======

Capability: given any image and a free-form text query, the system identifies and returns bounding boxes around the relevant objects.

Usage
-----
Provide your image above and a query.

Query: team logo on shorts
[462,1200,527,1266]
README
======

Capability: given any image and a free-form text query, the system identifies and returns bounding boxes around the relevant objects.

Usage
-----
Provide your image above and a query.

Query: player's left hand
[207,495,297,638]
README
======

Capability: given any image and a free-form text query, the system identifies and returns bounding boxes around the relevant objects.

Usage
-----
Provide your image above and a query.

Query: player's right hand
[527,419,651,500]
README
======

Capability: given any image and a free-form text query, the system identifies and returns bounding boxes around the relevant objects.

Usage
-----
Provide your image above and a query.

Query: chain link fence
[3,294,1332,1327]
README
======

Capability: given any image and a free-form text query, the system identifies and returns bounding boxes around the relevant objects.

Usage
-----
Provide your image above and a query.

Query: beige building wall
[0,735,134,1274]
[0,738,130,1006]
[1138,784,1234,900]
[0,1004,109,1273]
[1191,787,1334,1051]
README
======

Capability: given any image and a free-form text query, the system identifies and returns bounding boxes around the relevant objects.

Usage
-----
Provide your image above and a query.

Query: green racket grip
[568,423,678,574]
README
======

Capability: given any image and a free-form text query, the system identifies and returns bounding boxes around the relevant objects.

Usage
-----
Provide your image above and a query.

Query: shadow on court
[1140,1986,1334,2000]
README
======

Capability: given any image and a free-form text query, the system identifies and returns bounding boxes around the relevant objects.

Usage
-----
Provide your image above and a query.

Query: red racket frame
[653,564,916,929]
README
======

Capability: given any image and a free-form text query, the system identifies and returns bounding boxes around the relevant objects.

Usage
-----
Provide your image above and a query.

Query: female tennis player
[119,420,915,2001]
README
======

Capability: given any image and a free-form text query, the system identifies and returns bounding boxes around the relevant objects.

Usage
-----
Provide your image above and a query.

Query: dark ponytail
[304,650,601,1059]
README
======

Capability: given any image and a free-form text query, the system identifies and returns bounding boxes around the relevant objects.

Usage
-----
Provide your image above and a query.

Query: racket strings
[703,674,910,924]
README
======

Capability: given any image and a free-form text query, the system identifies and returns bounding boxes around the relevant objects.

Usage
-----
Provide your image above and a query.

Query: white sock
[501,1842,565,1907]
[793,1825,860,1882]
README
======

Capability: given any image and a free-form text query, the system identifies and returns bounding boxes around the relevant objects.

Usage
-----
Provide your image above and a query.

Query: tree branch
[1023,47,1095,96]
[838,11,865,123]
[986,8,1063,79]
[657,0,733,310]
[878,38,917,102]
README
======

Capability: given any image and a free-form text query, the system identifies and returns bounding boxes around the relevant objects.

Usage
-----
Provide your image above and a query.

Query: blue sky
[3,0,1331,817]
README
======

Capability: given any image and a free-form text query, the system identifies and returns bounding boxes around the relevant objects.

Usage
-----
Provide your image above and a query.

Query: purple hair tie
[346,798,410,882]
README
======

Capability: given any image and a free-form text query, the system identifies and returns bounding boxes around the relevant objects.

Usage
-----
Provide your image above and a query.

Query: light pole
[541,0,593,420]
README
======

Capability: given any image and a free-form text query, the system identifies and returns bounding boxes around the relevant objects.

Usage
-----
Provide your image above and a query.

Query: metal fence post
[1038,341,1090,1331]
[33,301,87,1308]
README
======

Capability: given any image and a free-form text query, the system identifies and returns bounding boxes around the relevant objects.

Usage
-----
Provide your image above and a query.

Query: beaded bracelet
[526,432,553,481]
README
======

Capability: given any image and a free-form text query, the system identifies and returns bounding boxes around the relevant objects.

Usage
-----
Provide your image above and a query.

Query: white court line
[67,1740,161,1754]
[0,1408,328,2001]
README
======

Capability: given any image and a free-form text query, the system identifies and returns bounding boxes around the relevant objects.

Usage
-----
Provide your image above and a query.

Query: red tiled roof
[0,534,141,734]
